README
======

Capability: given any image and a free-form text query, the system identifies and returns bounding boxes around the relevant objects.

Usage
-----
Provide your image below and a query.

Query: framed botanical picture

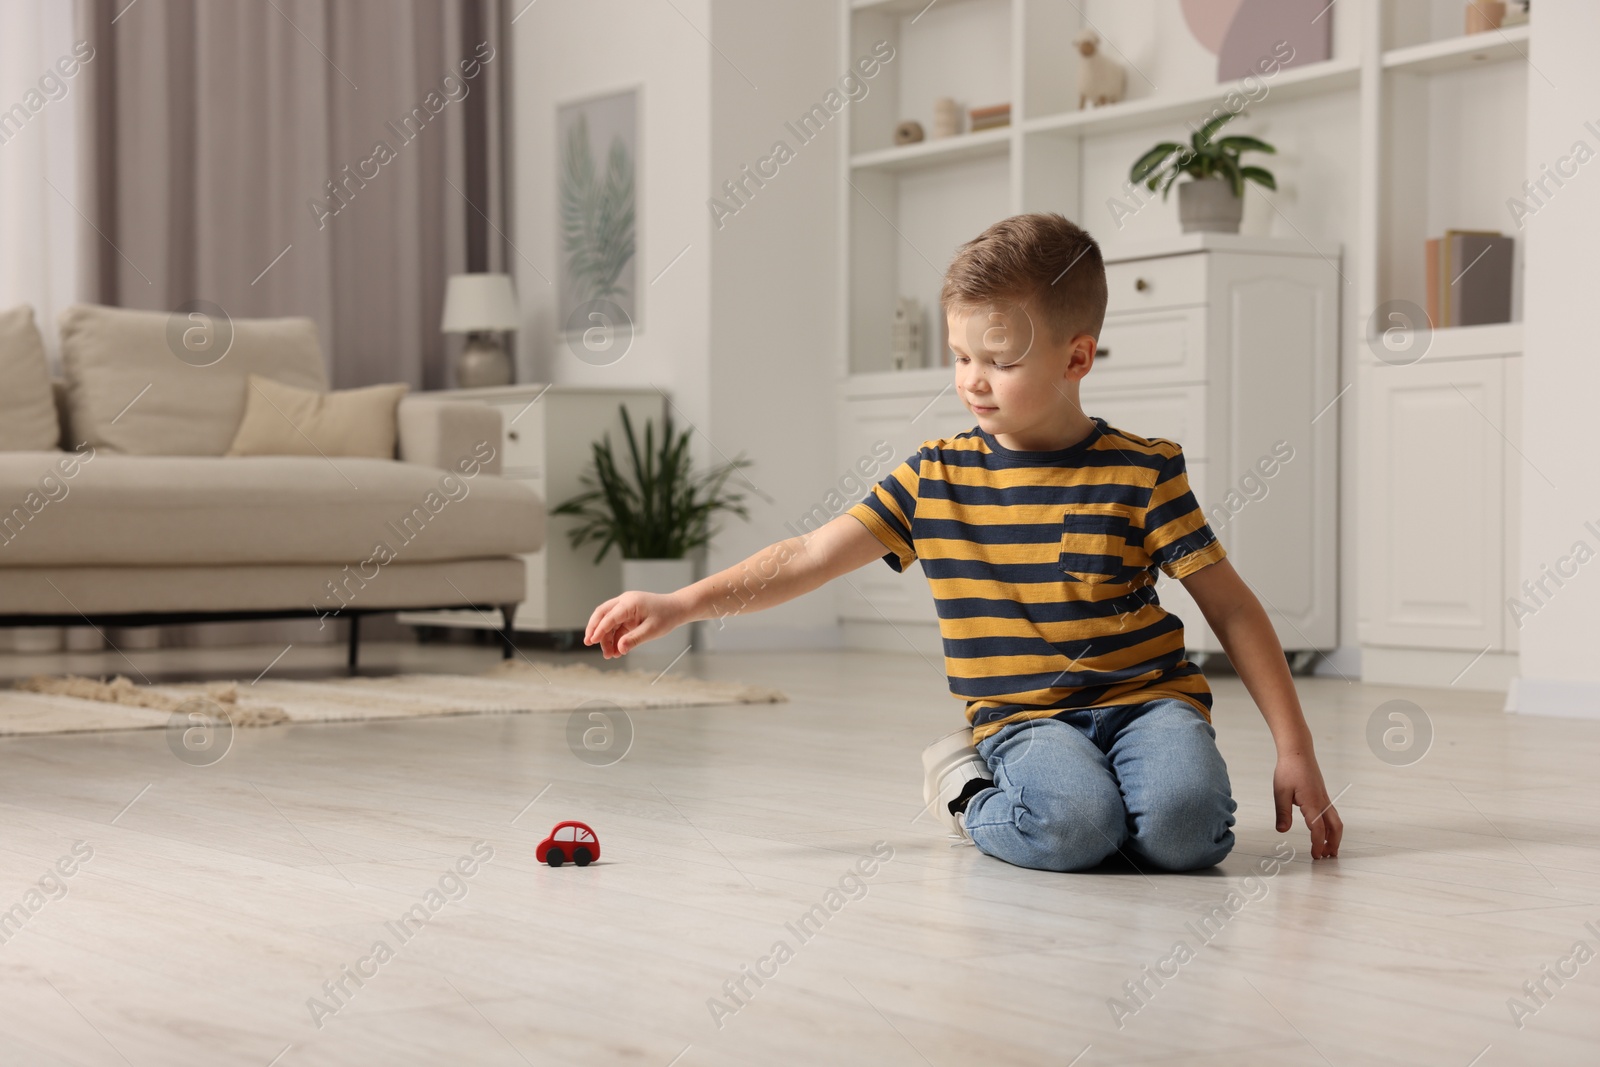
[557,87,639,339]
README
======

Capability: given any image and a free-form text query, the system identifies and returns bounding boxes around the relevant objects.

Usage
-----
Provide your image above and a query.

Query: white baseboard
[838,618,943,657]
[1359,646,1518,692]
[694,621,848,652]
[1505,675,1600,719]
[1312,645,1362,679]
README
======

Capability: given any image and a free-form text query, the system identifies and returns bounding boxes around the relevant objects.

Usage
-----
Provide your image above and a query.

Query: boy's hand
[583,591,691,658]
[1273,753,1342,859]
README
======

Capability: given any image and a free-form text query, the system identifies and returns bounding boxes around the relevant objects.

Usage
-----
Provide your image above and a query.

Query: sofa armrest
[396,396,503,475]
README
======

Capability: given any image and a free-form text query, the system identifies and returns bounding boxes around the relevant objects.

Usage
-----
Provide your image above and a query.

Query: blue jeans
[965,698,1237,873]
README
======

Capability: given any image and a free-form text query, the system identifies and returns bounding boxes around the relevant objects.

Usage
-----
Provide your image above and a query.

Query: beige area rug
[0,660,788,736]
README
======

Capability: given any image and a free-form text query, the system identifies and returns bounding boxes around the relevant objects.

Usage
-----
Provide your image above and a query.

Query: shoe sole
[921,726,989,830]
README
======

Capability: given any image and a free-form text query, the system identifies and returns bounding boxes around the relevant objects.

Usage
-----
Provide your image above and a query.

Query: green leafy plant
[551,406,753,563]
[560,113,636,306]
[1129,112,1277,200]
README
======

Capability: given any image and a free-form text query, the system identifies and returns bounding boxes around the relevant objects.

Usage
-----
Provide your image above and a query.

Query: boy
[582,213,1342,873]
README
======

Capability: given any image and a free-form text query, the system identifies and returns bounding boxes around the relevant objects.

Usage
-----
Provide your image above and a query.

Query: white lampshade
[441,273,520,333]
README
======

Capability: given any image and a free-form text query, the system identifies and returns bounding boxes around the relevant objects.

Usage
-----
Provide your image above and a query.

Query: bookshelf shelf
[850,0,951,14]
[1382,24,1530,74]
[1023,58,1360,140]
[1424,321,1523,360]
[849,126,1011,174]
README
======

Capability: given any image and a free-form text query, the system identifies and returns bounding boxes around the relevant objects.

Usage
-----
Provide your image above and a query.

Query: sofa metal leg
[499,605,518,660]
[348,614,360,673]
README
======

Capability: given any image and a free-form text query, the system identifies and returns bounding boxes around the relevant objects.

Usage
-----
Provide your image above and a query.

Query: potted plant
[551,405,753,656]
[1129,112,1277,234]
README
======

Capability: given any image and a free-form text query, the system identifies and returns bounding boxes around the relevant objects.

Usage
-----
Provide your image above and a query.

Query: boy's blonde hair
[941,212,1108,346]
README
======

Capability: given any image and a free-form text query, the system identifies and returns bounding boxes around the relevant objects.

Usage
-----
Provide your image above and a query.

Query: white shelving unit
[1356,2,1529,690]
[835,0,1531,687]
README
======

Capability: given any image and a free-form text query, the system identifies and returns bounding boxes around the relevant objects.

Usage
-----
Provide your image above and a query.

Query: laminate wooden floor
[0,642,1597,1066]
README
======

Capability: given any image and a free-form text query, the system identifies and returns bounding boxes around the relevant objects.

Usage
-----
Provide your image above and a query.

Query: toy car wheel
[574,847,593,867]
[546,847,565,868]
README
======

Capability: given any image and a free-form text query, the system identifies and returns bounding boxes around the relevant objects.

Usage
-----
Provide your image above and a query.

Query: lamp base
[457,336,513,388]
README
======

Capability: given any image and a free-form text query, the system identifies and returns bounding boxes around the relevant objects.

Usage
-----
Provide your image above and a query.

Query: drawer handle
[1096,347,1111,359]
[508,430,520,442]
[1134,278,1150,292]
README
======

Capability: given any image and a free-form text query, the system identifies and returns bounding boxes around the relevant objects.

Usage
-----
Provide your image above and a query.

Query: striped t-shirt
[846,417,1227,743]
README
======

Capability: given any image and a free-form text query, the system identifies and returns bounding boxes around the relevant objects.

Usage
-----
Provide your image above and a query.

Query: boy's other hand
[1273,753,1342,859]
[583,591,690,658]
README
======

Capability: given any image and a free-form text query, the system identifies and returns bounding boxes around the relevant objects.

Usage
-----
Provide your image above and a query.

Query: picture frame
[557,87,640,338]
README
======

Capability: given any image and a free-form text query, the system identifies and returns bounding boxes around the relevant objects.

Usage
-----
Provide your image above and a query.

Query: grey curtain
[79,0,510,390]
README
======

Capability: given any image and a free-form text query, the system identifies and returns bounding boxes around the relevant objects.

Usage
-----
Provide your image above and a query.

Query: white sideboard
[837,233,1341,664]
[1090,234,1340,659]
[398,383,664,637]
[1356,324,1523,690]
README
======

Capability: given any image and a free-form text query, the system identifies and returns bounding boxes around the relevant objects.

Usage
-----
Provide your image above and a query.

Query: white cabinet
[1358,348,1522,655]
[834,382,967,629]
[398,383,663,635]
[1088,235,1342,656]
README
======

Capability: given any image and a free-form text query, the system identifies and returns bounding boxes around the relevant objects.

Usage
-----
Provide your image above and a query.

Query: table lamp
[442,273,519,388]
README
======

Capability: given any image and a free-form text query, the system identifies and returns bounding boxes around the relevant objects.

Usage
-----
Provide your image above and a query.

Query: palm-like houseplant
[552,407,752,656]
[1129,112,1277,233]
[552,406,753,564]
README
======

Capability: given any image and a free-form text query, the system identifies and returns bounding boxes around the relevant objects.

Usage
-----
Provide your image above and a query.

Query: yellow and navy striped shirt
[846,417,1227,743]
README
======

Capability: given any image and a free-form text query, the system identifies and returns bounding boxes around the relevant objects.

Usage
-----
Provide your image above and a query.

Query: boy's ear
[1066,333,1098,377]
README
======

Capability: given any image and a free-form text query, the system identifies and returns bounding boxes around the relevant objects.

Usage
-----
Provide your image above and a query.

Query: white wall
[703,0,842,649]
[510,0,712,397]
[1514,2,1600,714]
[511,0,845,649]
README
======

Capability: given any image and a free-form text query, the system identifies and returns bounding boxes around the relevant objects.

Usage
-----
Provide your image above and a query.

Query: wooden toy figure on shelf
[1073,28,1125,109]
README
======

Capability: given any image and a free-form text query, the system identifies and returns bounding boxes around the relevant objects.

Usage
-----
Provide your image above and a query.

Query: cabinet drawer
[1103,253,1207,315]
[492,400,545,474]
[1092,308,1207,385]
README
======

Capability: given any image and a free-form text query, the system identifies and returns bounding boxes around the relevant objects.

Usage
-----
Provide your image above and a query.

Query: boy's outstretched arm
[1180,558,1343,860]
[583,514,888,658]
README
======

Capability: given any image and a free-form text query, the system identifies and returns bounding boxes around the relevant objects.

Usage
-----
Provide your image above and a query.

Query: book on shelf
[969,102,1011,131]
[1426,229,1513,327]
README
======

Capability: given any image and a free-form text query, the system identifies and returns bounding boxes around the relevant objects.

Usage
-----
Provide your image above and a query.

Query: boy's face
[948,299,1096,436]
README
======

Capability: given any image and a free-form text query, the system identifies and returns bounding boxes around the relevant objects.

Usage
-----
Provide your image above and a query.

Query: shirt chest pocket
[1058,505,1138,586]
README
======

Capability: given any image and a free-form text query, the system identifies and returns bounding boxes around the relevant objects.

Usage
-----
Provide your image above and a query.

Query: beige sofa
[0,303,544,666]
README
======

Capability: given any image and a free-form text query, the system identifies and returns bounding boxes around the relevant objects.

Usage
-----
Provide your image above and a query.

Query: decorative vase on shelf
[1466,0,1506,33]
[1177,178,1245,234]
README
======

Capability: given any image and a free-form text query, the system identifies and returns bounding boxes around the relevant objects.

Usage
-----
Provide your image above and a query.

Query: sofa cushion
[227,375,409,459]
[58,303,328,456]
[0,305,62,451]
[0,452,543,568]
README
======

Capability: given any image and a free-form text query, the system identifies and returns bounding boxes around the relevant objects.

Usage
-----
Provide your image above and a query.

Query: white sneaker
[921,726,991,833]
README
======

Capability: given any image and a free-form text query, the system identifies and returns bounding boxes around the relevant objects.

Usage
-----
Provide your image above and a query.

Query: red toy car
[536,821,600,867]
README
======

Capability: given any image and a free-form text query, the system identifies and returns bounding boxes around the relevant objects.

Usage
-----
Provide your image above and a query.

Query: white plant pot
[620,557,695,658]
[1177,177,1244,234]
